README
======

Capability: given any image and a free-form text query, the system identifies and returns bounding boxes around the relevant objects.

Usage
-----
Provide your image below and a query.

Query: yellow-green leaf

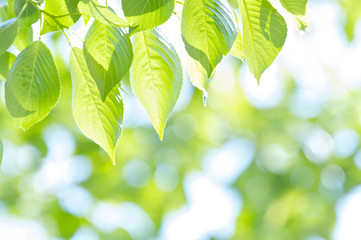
[83,21,133,101]
[131,29,183,140]
[181,0,238,77]
[122,0,174,32]
[5,41,60,130]
[239,0,287,81]
[70,47,124,164]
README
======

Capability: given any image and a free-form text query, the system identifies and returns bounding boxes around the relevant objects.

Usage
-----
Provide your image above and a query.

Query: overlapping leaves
[0,0,312,162]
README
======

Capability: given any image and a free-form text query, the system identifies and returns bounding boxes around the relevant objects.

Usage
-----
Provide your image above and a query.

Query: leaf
[5,41,60,130]
[14,0,40,30]
[0,17,18,55]
[13,24,32,51]
[186,55,216,106]
[131,29,183,139]
[83,20,133,101]
[78,0,129,27]
[239,0,287,81]
[122,0,174,32]
[279,0,307,15]
[70,47,124,164]
[0,4,9,21]
[279,0,309,31]
[341,0,361,42]
[229,30,245,60]
[181,0,238,77]
[0,51,16,80]
[41,0,80,34]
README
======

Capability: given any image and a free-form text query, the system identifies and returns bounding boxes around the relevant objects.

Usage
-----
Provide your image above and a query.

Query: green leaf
[78,0,129,27]
[341,0,361,42]
[181,0,238,77]
[41,0,80,34]
[280,0,307,15]
[131,29,183,140]
[14,0,40,30]
[83,20,133,101]
[0,17,18,55]
[70,47,124,164]
[5,41,60,130]
[186,55,216,106]
[0,4,9,21]
[229,30,245,60]
[279,0,309,31]
[122,0,174,32]
[13,24,32,51]
[239,0,287,81]
[0,51,16,80]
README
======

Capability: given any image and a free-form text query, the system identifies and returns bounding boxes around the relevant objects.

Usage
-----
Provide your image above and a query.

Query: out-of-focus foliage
[0,0,361,240]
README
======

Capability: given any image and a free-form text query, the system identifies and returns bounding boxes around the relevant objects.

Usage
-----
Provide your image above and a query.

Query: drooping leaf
[41,0,80,34]
[122,0,174,32]
[0,17,17,55]
[239,0,287,81]
[70,47,124,164]
[341,0,361,42]
[5,41,60,130]
[83,20,133,101]
[186,55,216,106]
[181,0,238,77]
[279,0,309,30]
[229,30,245,60]
[78,0,129,27]
[0,51,16,80]
[131,29,183,139]
[14,0,40,30]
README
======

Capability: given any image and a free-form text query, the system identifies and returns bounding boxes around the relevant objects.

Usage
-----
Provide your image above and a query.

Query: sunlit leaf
[14,0,39,30]
[341,0,361,42]
[83,20,133,101]
[41,0,80,34]
[5,41,60,130]
[0,17,17,55]
[78,0,128,27]
[13,25,32,51]
[70,47,124,164]
[239,0,287,82]
[0,51,16,80]
[131,29,183,139]
[279,0,309,30]
[181,0,238,77]
[122,0,174,32]
[229,30,245,60]
[186,55,216,106]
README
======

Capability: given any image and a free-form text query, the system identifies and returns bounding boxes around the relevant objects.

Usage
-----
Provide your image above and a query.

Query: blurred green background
[1,0,361,239]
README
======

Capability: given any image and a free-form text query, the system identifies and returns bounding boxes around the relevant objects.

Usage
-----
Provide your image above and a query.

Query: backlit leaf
[5,41,60,130]
[70,47,124,164]
[83,20,133,101]
[239,0,287,81]
[181,0,238,77]
[41,0,80,34]
[0,17,18,55]
[131,29,183,139]
[122,0,174,32]
[78,0,128,27]
[0,51,16,80]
